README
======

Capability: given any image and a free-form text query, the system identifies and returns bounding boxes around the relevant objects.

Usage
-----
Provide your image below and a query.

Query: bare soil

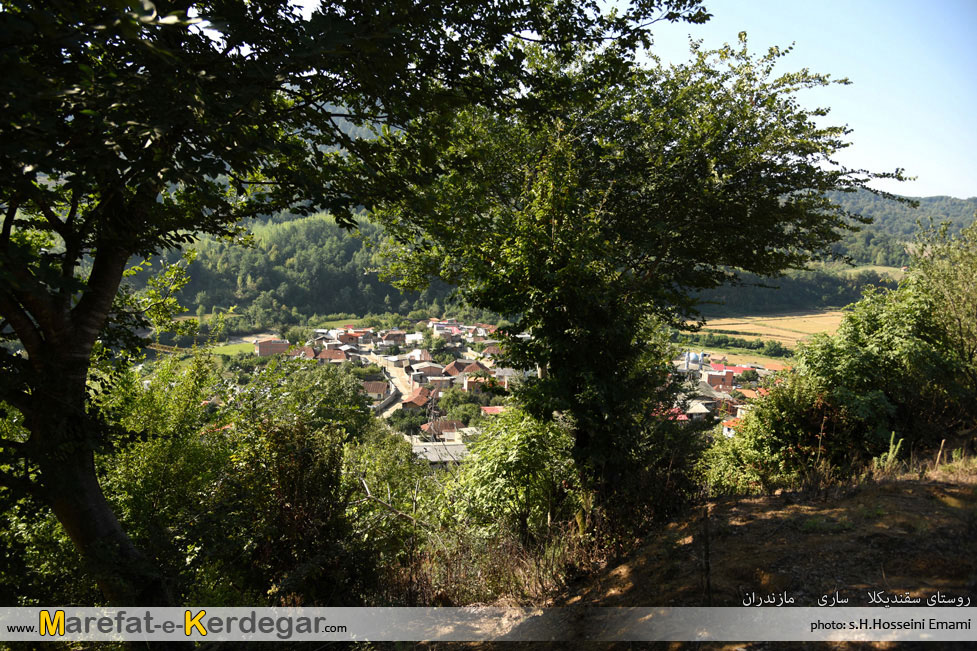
[562,476,976,610]
[418,464,976,651]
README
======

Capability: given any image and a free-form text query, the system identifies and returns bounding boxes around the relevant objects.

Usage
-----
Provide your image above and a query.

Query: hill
[561,469,977,610]
[827,189,977,267]
[145,190,975,326]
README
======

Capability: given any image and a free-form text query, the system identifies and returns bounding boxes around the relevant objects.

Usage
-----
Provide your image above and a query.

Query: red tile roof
[480,406,509,415]
[710,363,753,374]
[402,386,432,408]
[420,420,464,435]
[361,381,388,395]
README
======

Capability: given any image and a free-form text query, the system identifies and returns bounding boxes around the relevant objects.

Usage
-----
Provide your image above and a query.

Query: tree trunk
[26,374,173,603]
[38,448,171,606]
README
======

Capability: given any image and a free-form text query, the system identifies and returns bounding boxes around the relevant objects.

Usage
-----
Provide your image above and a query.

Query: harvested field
[690,310,845,347]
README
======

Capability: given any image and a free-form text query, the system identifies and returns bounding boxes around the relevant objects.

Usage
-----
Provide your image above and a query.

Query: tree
[373,37,905,491]
[910,220,977,398]
[0,0,710,607]
[448,409,579,544]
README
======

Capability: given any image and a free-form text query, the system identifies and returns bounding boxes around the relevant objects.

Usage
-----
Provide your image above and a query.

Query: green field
[314,318,365,329]
[839,264,906,280]
[210,342,254,356]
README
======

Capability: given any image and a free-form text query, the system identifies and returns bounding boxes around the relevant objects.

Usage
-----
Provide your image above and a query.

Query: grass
[310,318,365,329]
[687,310,845,348]
[210,342,254,357]
[835,263,906,280]
[689,347,793,368]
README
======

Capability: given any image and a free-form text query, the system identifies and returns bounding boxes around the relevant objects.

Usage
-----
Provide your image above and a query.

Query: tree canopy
[0,0,709,609]
[372,37,905,487]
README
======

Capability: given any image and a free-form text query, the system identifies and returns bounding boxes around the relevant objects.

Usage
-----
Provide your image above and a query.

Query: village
[246,318,790,466]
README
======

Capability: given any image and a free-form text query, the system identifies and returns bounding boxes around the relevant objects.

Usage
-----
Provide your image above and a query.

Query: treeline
[149,189,976,326]
[674,331,792,358]
[696,268,898,316]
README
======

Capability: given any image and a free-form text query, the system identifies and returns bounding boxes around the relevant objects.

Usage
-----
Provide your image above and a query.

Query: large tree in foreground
[0,0,709,607]
[372,37,906,493]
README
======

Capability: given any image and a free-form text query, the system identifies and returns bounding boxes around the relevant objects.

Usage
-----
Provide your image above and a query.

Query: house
[427,376,458,390]
[463,374,488,394]
[710,362,754,375]
[685,400,713,421]
[407,348,434,363]
[287,345,317,360]
[412,441,468,467]
[492,367,523,390]
[420,419,465,440]
[736,388,769,401]
[705,370,736,392]
[337,331,360,345]
[409,366,446,389]
[360,381,390,401]
[480,405,509,416]
[316,349,348,364]
[721,418,742,438]
[381,330,407,345]
[402,386,433,411]
[443,359,471,376]
[481,344,503,358]
[254,338,289,356]
[462,361,491,376]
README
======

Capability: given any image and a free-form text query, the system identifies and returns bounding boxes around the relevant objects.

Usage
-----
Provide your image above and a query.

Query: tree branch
[1,199,20,249]
[359,477,434,529]
[29,189,70,240]
[70,244,130,349]
[0,291,45,361]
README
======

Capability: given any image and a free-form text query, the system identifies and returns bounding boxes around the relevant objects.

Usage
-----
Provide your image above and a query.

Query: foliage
[676,330,795,357]
[828,188,976,249]
[696,267,899,316]
[4,353,436,607]
[701,374,826,494]
[444,410,580,543]
[387,408,426,437]
[703,224,977,494]
[870,432,904,476]
[909,220,977,400]
[737,369,760,383]
[373,38,901,497]
[2,0,713,605]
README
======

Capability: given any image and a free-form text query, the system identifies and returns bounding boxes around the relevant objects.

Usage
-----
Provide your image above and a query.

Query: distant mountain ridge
[824,189,976,267]
[828,189,977,238]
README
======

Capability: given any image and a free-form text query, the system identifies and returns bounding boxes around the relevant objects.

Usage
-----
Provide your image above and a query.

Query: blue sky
[644,0,977,199]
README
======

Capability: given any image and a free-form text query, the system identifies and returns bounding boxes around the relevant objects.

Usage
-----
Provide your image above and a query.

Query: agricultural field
[313,318,365,329]
[836,264,906,281]
[685,310,845,351]
[210,342,254,357]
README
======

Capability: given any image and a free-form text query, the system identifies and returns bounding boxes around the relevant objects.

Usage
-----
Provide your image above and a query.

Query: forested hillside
[163,190,975,326]
[696,190,976,314]
[159,215,456,330]
[828,189,977,266]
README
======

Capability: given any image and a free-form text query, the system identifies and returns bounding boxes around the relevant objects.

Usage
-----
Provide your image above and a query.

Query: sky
[643,0,977,199]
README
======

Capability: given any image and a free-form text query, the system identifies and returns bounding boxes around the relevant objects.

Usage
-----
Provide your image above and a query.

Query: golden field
[689,310,845,347]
